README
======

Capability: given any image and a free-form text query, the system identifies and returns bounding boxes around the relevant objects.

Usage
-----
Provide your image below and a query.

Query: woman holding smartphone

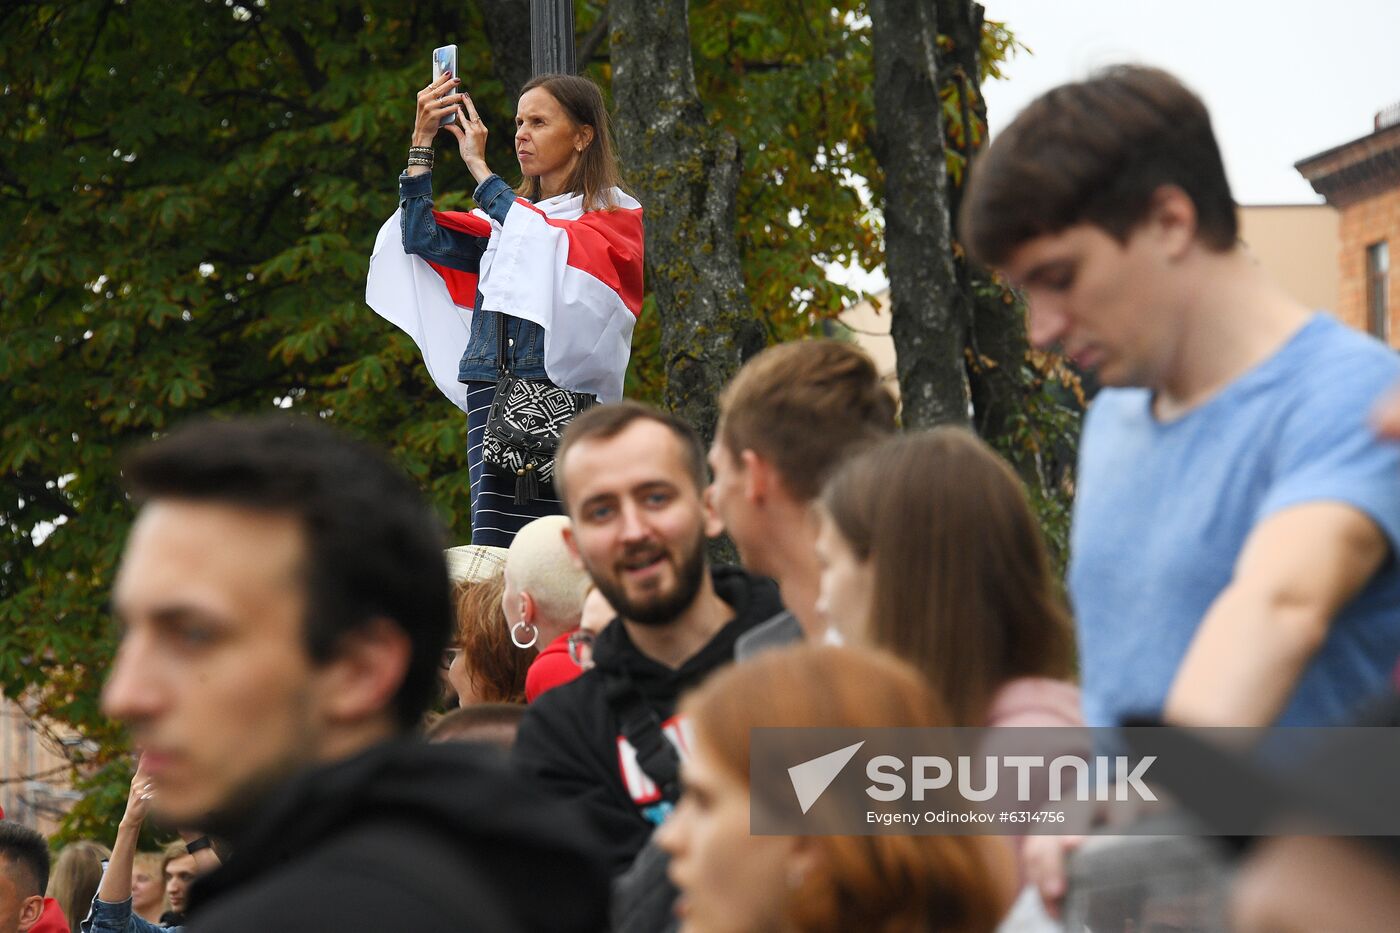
[368,70,644,548]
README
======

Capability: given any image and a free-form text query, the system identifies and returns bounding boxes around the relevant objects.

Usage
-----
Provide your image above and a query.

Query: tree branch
[576,8,611,67]
[0,763,73,787]
[198,88,331,121]
[55,0,112,134]
[278,25,327,92]
[9,476,79,522]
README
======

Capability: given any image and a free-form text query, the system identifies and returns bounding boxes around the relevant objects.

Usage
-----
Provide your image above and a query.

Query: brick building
[841,200,1345,386]
[1,697,82,835]
[1297,102,1400,343]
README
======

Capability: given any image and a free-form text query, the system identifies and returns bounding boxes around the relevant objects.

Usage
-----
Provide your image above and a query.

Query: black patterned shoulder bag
[481,318,596,504]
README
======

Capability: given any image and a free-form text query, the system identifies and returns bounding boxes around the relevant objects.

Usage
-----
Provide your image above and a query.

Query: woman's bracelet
[408,146,434,169]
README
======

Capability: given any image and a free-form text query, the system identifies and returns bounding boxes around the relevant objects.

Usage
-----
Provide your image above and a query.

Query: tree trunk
[933,0,1081,572]
[475,0,533,97]
[935,0,1036,474]
[869,0,971,429]
[609,0,765,441]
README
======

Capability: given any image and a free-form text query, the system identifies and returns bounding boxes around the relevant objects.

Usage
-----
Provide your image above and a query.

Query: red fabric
[30,898,68,933]
[525,630,585,703]
[433,210,494,238]
[425,209,493,309]
[513,201,646,316]
[422,204,645,320]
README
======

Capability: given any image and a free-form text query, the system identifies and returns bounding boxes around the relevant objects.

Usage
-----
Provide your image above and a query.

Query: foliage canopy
[0,0,1069,840]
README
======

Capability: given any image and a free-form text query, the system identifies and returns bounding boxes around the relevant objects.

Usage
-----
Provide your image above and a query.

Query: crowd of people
[3,61,1400,933]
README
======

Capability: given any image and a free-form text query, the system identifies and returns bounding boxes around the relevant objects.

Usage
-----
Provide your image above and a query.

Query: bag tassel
[515,461,540,505]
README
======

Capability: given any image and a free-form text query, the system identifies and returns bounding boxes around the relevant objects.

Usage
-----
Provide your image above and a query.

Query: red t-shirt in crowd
[525,630,584,703]
[31,898,68,933]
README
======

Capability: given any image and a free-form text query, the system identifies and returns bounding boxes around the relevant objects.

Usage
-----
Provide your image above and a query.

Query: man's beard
[589,528,708,628]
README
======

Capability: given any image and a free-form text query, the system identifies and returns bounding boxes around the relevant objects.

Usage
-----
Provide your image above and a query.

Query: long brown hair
[821,427,1074,726]
[682,644,1010,933]
[48,840,110,933]
[455,571,535,704]
[514,73,625,211]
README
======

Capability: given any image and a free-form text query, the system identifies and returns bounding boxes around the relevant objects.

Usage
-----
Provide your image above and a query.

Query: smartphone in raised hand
[432,45,458,126]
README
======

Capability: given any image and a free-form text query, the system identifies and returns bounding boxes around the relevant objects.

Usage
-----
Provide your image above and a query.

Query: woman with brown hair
[369,71,644,547]
[816,427,1080,729]
[47,840,110,933]
[657,644,1015,932]
[445,569,537,705]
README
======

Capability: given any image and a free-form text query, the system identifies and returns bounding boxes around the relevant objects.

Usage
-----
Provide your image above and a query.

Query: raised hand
[413,71,463,147]
[442,91,491,184]
[121,756,154,829]
[1024,832,1086,919]
[100,754,157,906]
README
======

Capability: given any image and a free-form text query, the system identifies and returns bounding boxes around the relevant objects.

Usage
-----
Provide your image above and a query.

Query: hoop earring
[511,621,539,650]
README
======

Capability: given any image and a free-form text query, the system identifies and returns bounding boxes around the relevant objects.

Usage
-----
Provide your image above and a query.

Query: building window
[1368,241,1390,341]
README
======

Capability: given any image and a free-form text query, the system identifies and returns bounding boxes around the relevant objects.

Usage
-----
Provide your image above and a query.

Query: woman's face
[814,511,876,642]
[578,587,615,635]
[514,87,589,193]
[446,648,484,707]
[131,865,163,912]
[657,737,798,933]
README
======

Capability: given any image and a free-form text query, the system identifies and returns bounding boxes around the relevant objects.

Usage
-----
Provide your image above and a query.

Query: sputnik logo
[787,741,865,814]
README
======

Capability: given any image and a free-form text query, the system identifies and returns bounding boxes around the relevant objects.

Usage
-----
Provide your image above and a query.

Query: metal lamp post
[530,0,575,76]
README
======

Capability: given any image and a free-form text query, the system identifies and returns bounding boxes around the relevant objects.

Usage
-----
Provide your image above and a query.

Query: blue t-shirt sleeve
[1257,345,1400,553]
[397,170,488,272]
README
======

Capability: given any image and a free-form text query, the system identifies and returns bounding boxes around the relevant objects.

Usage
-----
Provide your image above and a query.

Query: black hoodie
[186,738,609,933]
[513,566,783,874]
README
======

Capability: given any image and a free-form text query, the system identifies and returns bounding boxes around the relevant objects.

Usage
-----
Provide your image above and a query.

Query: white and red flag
[366,188,644,410]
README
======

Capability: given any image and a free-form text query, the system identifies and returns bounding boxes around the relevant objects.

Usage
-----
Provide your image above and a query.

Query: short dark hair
[554,402,707,507]
[718,340,898,501]
[960,65,1237,266]
[121,415,454,730]
[425,703,526,749]
[0,821,49,896]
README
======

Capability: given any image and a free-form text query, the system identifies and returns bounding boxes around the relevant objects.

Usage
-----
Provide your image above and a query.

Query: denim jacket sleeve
[81,897,175,933]
[472,174,516,226]
[398,171,488,273]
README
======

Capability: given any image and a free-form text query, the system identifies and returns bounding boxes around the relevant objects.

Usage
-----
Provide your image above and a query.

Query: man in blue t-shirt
[959,65,1400,734]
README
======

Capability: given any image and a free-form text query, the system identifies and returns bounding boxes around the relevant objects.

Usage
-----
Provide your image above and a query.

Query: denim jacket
[398,170,549,383]
[82,896,175,933]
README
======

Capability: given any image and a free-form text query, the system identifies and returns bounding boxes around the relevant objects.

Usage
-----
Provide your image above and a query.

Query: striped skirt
[465,380,564,548]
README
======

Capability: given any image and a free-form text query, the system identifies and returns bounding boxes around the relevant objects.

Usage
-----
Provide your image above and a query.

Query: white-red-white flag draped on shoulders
[366,188,644,411]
